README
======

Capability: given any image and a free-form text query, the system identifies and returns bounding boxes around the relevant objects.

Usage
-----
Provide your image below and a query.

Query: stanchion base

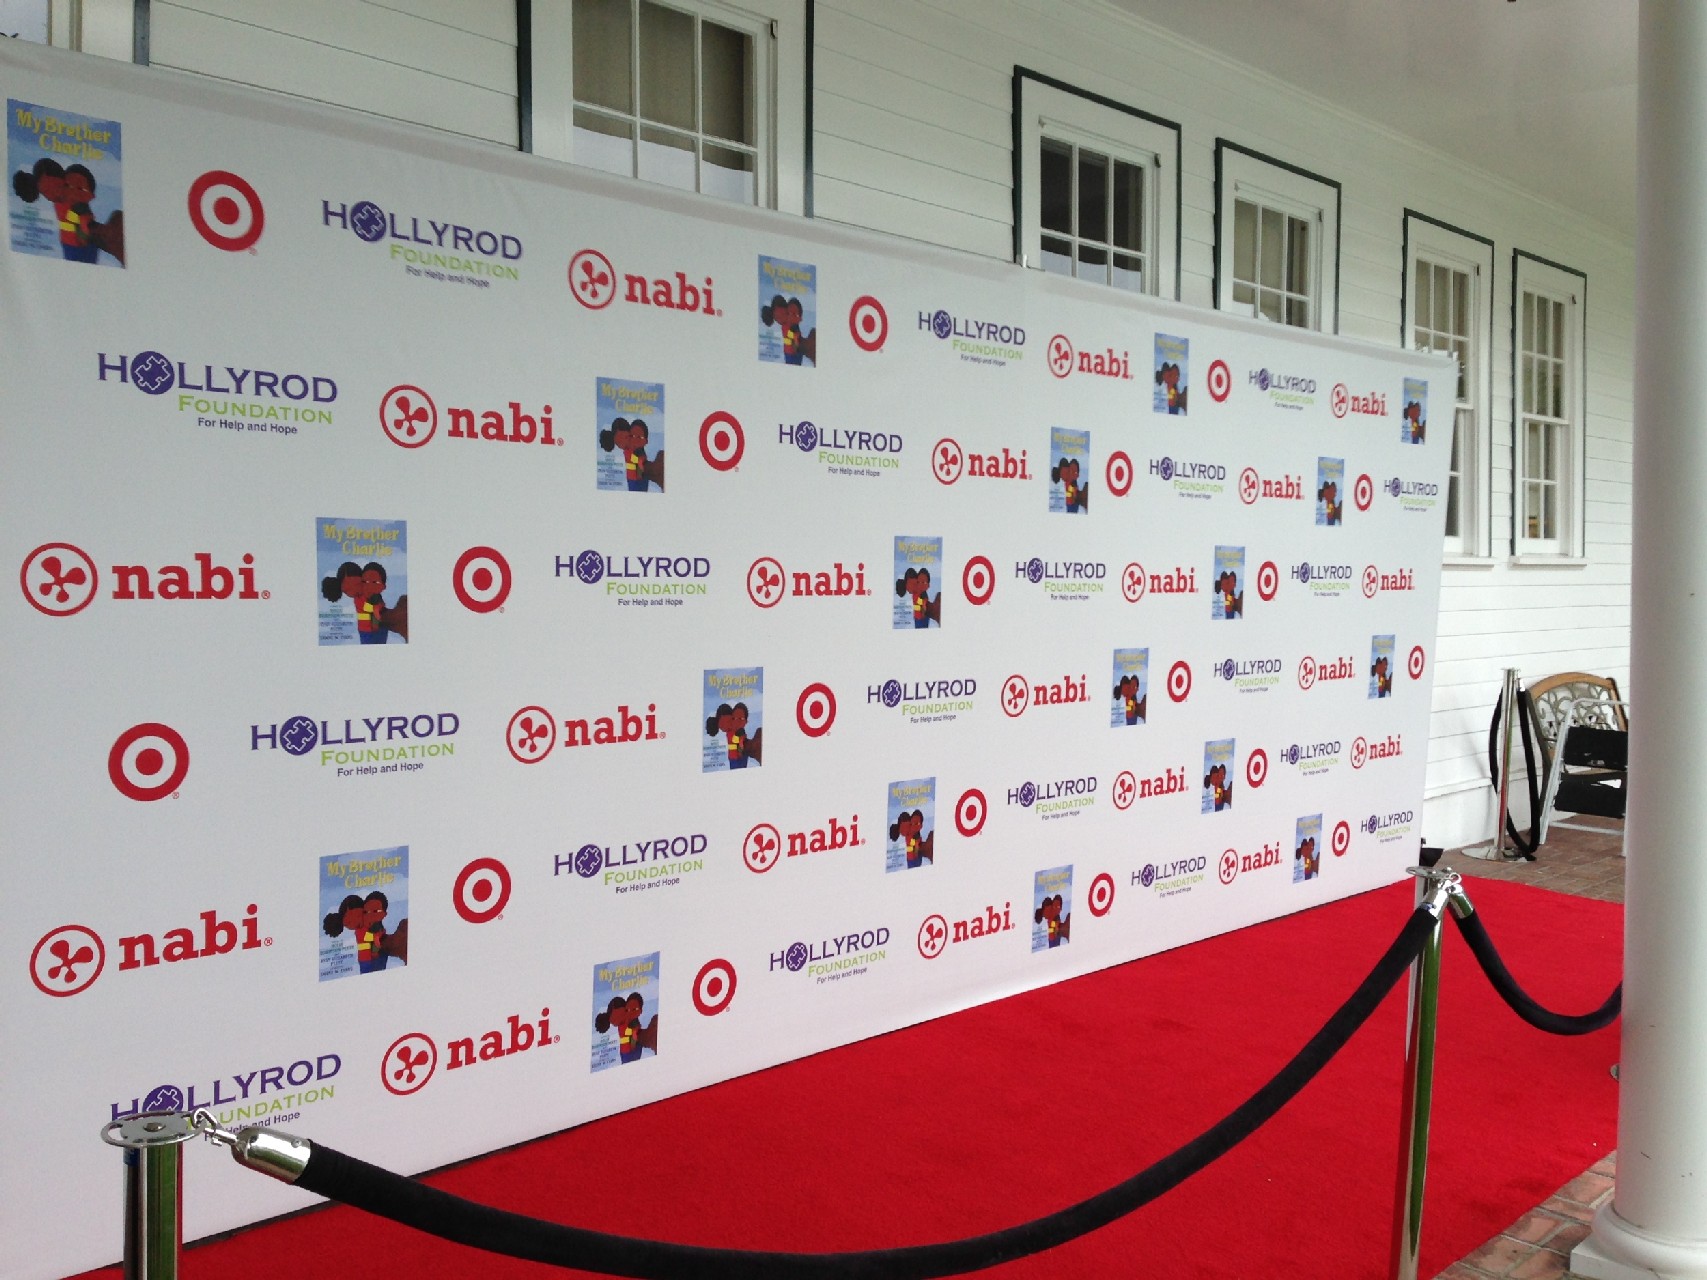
[1572,1203,1707,1279]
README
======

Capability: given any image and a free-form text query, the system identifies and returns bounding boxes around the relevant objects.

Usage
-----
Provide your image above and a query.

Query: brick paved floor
[1431,822,1624,1280]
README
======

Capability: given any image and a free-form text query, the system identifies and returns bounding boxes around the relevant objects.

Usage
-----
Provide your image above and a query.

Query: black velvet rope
[1452,908,1622,1035]
[289,906,1438,1279]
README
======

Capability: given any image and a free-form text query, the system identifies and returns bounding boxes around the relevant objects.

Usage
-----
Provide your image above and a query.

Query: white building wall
[124,0,1633,850]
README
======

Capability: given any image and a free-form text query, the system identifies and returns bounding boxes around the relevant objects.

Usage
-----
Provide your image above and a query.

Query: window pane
[1077,242,1109,285]
[1552,359,1565,419]
[1432,265,1451,333]
[1232,281,1256,314]
[1285,296,1310,327]
[1040,235,1072,276]
[1454,338,1469,400]
[703,142,756,204]
[1525,483,1542,539]
[1536,358,1550,420]
[1543,482,1557,538]
[1040,140,1072,236]
[1259,205,1283,289]
[1257,289,1282,323]
[1287,216,1311,295]
[639,2,696,131]
[574,0,633,113]
[1414,263,1430,337]
[1553,297,1565,360]
[1111,251,1144,294]
[701,21,752,144]
[1111,159,1143,252]
[573,108,635,176]
[1078,150,1108,244]
[1233,199,1257,284]
[1445,475,1460,537]
[1452,269,1470,339]
[1522,292,1534,353]
[1525,420,1541,478]
[637,124,696,191]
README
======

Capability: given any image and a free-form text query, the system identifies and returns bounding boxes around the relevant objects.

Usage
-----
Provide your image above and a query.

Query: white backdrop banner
[0,41,1451,1279]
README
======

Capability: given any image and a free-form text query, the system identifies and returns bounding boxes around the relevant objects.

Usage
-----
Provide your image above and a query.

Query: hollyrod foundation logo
[377,384,559,451]
[770,927,890,984]
[1385,474,1442,513]
[322,198,522,285]
[1148,455,1228,500]
[250,711,459,777]
[1216,655,1283,694]
[1006,775,1098,822]
[558,550,711,607]
[111,1051,341,1128]
[930,436,1030,485]
[918,307,1025,368]
[96,349,336,436]
[1290,559,1355,598]
[30,904,269,997]
[20,543,266,616]
[567,246,720,316]
[867,675,977,726]
[1362,809,1416,845]
[1248,367,1317,411]
[1012,555,1106,602]
[556,833,709,895]
[777,419,902,480]
[1279,738,1344,777]
[741,813,863,874]
[1133,855,1209,899]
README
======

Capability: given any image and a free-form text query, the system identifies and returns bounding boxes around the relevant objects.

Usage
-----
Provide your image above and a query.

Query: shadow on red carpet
[72,878,1621,1280]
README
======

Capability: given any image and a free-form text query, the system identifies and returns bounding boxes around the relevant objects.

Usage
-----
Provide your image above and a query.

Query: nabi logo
[746,557,868,607]
[29,905,270,997]
[21,543,265,615]
[379,384,558,450]
[568,247,718,316]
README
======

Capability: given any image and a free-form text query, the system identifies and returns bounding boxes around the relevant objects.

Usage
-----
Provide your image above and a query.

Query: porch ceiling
[1112,0,1636,236]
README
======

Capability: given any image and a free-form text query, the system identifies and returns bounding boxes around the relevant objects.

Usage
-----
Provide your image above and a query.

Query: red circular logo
[1106,451,1134,498]
[1047,334,1075,378]
[1001,674,1030,717]
[693,959,738,1015]
[381,1033,438,1096]
[1351,737,1369,770]
[20,542,99,616]
[1362,566,1379,599]
[1113,770,1137,810]
[747,557,785,608]
[933,437,964,485]
[1332,820,1352,857]
[1409,646,1427,680]
[1218,850,1240,885]
[963,556,995,606]
[954,788,987,837]
[453,858,512,923]
[1298,656,1317,690]
[1256,561,1279,602]
[188,170,264,251]
[1246,748,1268,789]
[1331,384,1350,418]
[1239,468,1260,504]
[108,723,190,801]
[796,682,837,737]
[380,384,437,448]
[1207,359,1231,403]
[1088,873,1115,918]
[452,546,512,613]
[699,411,745,471]
[506,706,556,764]
[742,823,782,873]
[917,915,949,959]
[1167,660,1192,703]
[1122,562,1146,604]
[1354,473,1374,512]
[849,296,888,351]
[568,248,617,308]
[30,925,105,997]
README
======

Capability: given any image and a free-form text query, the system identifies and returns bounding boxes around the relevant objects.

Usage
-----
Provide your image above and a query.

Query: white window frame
[530,0,806,215]
[1215,141,1340,333]
[1405,214,1494,560]
[1015,71,1180,300]
[1512,252,1587,560]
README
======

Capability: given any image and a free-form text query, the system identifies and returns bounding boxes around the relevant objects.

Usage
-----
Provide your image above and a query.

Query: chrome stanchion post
[1390,869,1469,1280]
[101,1111,198,1279]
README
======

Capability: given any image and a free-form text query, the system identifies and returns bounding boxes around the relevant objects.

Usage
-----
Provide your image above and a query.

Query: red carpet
[74,879,1622,1279]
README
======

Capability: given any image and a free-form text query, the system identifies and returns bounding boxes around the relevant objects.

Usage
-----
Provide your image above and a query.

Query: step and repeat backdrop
[0,41,1450,1278]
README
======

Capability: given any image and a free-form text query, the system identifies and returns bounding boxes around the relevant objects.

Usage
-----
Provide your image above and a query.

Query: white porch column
[1573,3,1707,1277]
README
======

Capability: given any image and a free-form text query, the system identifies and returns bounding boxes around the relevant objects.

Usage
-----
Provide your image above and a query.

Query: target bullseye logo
[452,546,512,613]
[954,788,987,837]
[1122,562,1146,604]
[699,411,745,471]
[1047,334,1075,378]
[747,557,785,608]
[1088,873,1115,918]
[742,823,782,873]
[1001,674,1030,717]
[1239,468,1261,505]
[568,248,617,308]
[380,384,437,448]
[1409,646,1427,680]
[1351,737,1369,770]
[1362,566,1379,599]
[1207,359,1232,402]
[1331,384,1350,418]
[1218,850,1240,885]
[1167,660,1192,703]
[453,857,512,923]
[692,958,738,1015]
[1298,656,1317,690]
[796,683,837,737]
[1332,820,1352,857]
[1256,561,1279,602]
[188,170,264,251]
[1113,770,1137,810]
[1354,473,1374,511]
[506,706,556,764]
[917,914,949,959]
[849,295,888,351]
[933,437,964,484]
[20,542,98,616]
[1246,748,1268,789]
[381,1032,438,1096]
[108,723,189,801]
[1106,450,1134,498]
[962,555,995,606]
[30,925,105,997]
